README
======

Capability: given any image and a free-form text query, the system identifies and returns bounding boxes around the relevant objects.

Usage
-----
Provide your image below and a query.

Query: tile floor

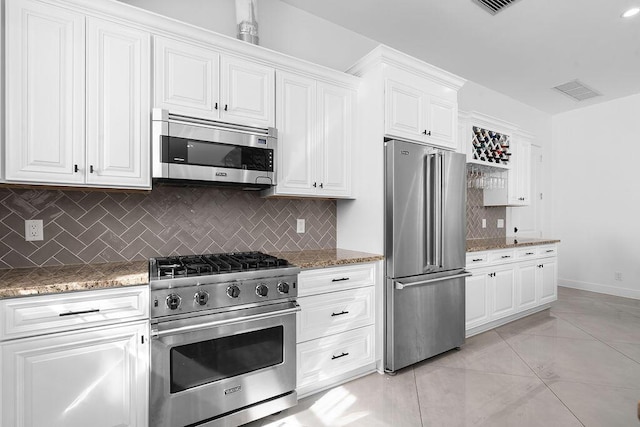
[245,287,640,426]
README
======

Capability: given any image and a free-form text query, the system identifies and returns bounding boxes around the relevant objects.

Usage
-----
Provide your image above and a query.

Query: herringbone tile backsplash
[467,187,506,239]
[0,185,336,268]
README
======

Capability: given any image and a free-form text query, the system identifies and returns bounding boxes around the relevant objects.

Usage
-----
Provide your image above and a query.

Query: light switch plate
[497,219,504,228]
[482,219,487,228]
[296,219,305,234]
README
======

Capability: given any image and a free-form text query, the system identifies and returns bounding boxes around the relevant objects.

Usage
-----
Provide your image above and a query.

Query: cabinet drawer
[488,249,516,263]
[297,287,374,343]
[0,286,149,341]
[538,245,557,257]
[466,252,488,267]
[297,325,374,389]
[298,263,375,297]
[516,247,538,259]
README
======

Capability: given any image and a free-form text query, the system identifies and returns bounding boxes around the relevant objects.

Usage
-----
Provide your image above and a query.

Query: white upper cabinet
[86,17,150,188]
[5,0,151,189]
[385,75,457,149]
[220,55,274,128]
[154,36,275,128]
[153,36,219,118]
[266,70,354,198]
[6,0,86,185]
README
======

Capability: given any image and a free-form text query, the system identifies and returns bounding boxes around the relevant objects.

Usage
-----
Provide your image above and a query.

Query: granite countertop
[467,237,560,252]
[0,261,148,299]
[268,248,384,270]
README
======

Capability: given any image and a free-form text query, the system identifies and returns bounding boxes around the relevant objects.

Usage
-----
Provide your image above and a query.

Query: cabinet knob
[313,182,317,188]
[224,104,228,111]
[214,102,218,110]
[422,130,432,136]
[319,183,323,188]
[73,164,79,173]
[89,165,94,174]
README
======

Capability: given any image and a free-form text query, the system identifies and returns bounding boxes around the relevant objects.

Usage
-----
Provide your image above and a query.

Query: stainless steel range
[149,252,300,427]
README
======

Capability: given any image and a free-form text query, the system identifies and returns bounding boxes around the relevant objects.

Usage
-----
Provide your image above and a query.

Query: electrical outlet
[482,219,486,228]
[25,219,44,241]
[296,219,305,234]
[497,219,504,228]
[614,272,623,281]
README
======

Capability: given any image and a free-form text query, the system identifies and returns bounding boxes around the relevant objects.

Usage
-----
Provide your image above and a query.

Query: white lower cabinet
[0,286,149,427]
[465,244,558,335]
[296,263,377,397]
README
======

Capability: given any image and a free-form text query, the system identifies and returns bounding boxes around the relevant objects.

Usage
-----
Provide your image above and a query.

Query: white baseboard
[558,279,640,300]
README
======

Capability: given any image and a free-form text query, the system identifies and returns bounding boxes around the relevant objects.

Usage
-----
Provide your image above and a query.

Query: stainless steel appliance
[152,108,277,188]
[149,252,300,427]
[385,139,470,372]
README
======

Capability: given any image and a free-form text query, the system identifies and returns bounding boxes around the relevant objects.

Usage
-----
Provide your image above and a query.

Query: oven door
[150,301,298,427]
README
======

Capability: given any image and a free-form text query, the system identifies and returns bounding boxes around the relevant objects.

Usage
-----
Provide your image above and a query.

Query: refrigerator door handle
[435,152,444,267]
[395,271,472,290]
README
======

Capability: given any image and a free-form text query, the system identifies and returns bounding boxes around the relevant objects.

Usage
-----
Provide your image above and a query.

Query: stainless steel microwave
[152,109,277,188]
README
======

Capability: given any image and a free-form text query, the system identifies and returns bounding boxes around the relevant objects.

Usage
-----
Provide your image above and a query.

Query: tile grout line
[496,321,587,426]
[410,367,426,427]
[551,308,640,368]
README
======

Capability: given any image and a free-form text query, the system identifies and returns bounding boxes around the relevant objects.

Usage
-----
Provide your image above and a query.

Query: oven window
[170,326,284,393]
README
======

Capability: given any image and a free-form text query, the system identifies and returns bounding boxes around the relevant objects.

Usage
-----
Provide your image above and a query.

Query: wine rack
[471,126,511,165]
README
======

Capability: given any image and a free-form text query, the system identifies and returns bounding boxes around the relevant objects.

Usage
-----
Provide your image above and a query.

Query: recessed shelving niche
[471,126,511,167]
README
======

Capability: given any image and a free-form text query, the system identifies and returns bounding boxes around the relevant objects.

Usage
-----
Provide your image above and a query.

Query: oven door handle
[151,305,301,338]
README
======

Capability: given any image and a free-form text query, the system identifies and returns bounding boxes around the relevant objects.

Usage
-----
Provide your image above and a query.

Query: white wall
[118,0,377,71]
[552,93,640,299]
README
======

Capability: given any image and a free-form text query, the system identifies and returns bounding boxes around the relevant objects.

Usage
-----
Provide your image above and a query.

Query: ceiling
[280,0,640,114]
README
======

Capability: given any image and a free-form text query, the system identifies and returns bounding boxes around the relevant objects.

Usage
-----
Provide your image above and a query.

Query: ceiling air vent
[552,80,602,102]
[472,0,522,15]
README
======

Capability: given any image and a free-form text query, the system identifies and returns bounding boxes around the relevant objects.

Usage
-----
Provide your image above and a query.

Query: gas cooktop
[150,251,294,280]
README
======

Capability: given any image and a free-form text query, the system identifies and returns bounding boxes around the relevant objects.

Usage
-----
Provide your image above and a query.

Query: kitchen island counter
[0,261,148,299]
[268,248,383,270]
[467,237,560,252]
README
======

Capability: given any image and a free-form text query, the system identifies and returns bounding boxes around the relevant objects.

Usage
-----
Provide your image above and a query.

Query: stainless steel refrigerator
[385,139,470,372]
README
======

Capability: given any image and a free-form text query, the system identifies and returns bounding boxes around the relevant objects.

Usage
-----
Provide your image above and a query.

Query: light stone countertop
[268,248,384,270]
[0,261,148,299]
[467,237,560,252]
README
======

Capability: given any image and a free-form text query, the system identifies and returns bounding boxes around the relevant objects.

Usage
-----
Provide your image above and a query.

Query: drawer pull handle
[472,258,483,262]
[525,252,534,255]
[59,308,100,317]
[501,255,512,259]
[545,250,554,253]
[331,310,349,317]
[331,277,350,282]
[331,352,349,360]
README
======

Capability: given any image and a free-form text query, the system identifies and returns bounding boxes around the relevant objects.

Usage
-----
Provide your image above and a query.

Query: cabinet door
[153,36,219,119]
[316,82,353,198]
[86,18,150,188]
[220,55,274,128]
[465,272,491,330]
[538,258,558,304]
[492,266,516,319]
[516,262,537,311]
[426,95,457,149]
[5,0,85,184]
[385,79,425,141]
[275,71,316,195]
[1,321,148,427]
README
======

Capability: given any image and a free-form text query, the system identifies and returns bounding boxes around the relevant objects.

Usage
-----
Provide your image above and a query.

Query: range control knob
[226,285,240,299]
[166,294,182,310]
[255,283,269,297]
[194,290,209,306]
[277,282,290,294]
